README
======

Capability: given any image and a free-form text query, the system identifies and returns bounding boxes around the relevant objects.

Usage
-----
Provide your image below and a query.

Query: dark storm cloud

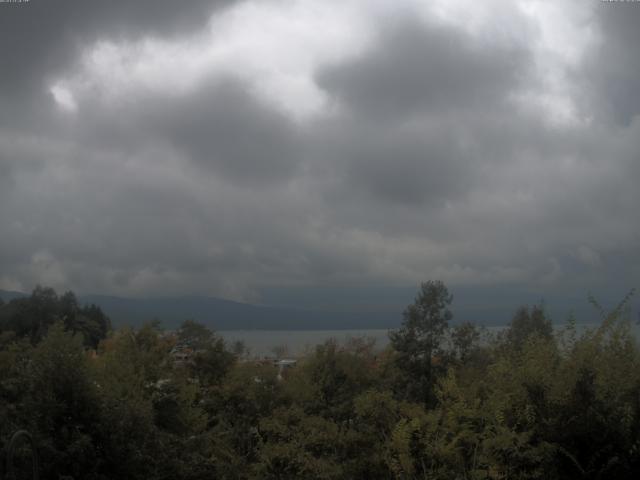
[152,79,303,186]
[316,18,530,119]
[0,0,231,79]
[309,17,534,208]
[0,0,234,127]
[586,3,640,125]
[313,120,474,206]
[299,9,639,294]
[0,1,638,301]
[47,75,304,186]
[0,0,312,295]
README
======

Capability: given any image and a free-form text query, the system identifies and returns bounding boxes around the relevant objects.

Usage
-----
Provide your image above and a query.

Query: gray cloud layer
[316,19,530,119]
[0,1,638,303]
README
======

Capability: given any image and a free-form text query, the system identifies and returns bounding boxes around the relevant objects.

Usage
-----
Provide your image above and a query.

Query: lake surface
[220,322,640,358]
[219,329,391,357]
[220,327,508,357]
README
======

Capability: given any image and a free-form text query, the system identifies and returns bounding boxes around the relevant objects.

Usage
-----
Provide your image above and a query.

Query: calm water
[220,323,640,358]
[219,329,391,357]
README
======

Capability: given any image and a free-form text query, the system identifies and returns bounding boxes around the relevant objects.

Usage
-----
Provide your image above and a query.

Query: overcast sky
[0,0,638,305]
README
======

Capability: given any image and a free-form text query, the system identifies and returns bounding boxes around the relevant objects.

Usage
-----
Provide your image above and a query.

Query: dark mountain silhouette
[2,287,620,330]
[79,294,405,330]
[0,289,27,302]
[0,289,400,330]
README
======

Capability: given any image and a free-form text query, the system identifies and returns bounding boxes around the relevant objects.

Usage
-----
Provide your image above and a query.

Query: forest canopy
[0,283,639,479]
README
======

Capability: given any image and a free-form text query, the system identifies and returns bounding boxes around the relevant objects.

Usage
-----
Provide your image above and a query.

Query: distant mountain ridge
[2,287,623,330]
[80,293,405,330]
[0,289,27,302]
[0,289,401,331]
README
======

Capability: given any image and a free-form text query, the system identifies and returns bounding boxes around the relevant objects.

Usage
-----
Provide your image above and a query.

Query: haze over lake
[219,322,640,357]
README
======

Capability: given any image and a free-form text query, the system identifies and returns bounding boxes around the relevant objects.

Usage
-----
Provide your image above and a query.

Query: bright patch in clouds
[54,0,376,119]
[415,0,599,127]
[50,84,78,112]
[514,0,600,126]
[53,0,601,126]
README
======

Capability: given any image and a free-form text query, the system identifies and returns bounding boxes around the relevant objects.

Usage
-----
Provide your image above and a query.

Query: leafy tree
[0,287,110,348]
[351,390,422,478]
[177,319,214,350]
[76,303,111,349]
[386,371,492,479]
[3,284,640,479]
[175,320,235,386]
[450,321,482,363]
[24,322,102,479]
[191,339,236,387]
[504,304,553,351]
[389,280,453,405]
[255,406,344,479]
[92,324,170,479]
[0,286,59,344]
[203,362,284,475]
[301,339,376,421]
[0,339,32,465]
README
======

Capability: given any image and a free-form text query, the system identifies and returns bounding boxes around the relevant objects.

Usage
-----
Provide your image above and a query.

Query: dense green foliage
[1,284,639,479]
[0,286,110,348]
[389,280,453,406]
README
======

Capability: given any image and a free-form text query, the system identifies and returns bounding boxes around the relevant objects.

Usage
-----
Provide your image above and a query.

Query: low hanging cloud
[0,0,638,302]
[315,17,531,119]
[154,79,305,186]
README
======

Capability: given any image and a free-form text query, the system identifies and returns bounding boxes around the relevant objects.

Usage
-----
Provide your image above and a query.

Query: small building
[274,358,297,381]
[170,346,195,366]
